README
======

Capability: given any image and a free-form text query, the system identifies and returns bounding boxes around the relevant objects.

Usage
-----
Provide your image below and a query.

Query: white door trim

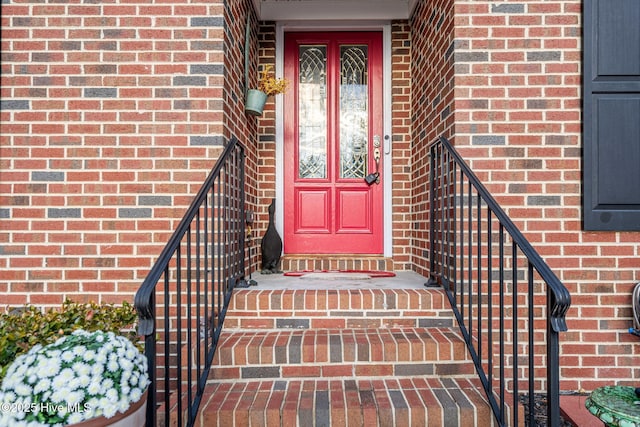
[275,22,393,257]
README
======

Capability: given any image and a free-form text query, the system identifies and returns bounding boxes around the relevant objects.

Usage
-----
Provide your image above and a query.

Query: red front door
[284,32,383,254]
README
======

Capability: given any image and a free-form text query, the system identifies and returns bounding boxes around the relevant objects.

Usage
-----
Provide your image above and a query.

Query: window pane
[298,45,327,179]
[340,45,368,179]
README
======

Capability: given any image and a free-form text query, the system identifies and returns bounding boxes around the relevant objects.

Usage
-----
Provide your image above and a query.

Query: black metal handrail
[135,136,246,427]
[427,136,571,426]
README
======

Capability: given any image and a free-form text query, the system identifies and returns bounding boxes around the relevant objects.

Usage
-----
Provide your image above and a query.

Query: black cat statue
[261,199,283,274]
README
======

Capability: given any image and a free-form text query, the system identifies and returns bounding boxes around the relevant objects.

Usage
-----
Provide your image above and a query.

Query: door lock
[365,142,381,186]
[365,171,379,186]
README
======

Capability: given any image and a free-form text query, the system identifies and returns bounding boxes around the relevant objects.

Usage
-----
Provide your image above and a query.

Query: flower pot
[245,89,268,116]
[68,389,147,427]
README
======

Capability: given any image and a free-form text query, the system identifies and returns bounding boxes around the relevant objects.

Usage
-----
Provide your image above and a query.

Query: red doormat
[283,270,396,278]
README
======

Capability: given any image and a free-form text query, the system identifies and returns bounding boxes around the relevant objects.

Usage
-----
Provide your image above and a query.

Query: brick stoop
[221,288,456,330]
[280,255,394,273]
[208,328,475,381]
[196,288,498,426]
[197,378,495,426]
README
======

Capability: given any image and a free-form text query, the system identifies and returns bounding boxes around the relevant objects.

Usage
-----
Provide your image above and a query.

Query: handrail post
[425,144,439,287]
[429,145,436,281]
[547,291,561,427]
[144,292,156,427]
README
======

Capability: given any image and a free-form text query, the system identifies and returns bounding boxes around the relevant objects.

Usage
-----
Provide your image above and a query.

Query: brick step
[280,255,394,273]
[210,328,474,381]
[196,377,496,427]
[223,288,454,330]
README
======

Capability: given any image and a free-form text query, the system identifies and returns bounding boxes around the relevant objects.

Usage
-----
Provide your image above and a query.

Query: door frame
[275,21,393,256]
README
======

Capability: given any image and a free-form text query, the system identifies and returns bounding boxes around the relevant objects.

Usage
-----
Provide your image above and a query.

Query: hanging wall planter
[244,64,289,116]
[245,89,268,116]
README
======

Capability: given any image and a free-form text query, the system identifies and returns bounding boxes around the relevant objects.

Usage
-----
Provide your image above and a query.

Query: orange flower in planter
[257,64,288,96]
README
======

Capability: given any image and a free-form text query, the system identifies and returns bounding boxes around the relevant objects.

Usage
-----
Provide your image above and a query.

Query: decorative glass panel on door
[339,45,368,179]
[298,45,327,179]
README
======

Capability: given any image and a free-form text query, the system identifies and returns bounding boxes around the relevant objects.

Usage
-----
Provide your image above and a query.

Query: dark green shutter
[583,0,640,230]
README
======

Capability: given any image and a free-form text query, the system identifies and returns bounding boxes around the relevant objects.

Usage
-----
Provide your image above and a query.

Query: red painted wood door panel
[284,32,383,254]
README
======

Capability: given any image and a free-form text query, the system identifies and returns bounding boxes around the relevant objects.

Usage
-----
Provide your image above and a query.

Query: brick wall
[224,0,260,274]
[254,22,278,259]
[0,0,253,307]
[2,0,638,391]
[389,21,414,270]
[443,0,639,390]
[410,0,456,277]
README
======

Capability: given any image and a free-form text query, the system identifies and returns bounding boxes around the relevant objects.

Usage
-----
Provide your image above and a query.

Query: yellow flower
[257,64,288,96]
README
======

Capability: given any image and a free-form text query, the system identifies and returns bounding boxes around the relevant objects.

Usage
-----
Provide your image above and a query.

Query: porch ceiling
[252,0,418,20]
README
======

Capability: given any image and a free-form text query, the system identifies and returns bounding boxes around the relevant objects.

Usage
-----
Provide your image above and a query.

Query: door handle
[373,135,381,165]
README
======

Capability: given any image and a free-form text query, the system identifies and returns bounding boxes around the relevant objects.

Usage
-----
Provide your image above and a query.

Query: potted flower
[245,64,289,116]
[0,300,148,426]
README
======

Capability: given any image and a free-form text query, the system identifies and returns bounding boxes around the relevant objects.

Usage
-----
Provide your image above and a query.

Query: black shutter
[583,0,640,230]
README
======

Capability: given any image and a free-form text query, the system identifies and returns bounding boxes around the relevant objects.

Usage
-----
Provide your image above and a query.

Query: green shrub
[0,299,140,383]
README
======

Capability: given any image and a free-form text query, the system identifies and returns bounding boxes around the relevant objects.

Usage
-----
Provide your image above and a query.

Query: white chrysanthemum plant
[0,329,149,426]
